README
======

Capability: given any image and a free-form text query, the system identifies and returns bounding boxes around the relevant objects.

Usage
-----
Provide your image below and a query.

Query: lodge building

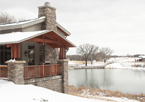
[0,2,75,93]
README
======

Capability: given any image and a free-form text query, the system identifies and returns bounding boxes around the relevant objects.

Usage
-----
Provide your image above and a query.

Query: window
[0,45,11,65]
[28,45,35,65]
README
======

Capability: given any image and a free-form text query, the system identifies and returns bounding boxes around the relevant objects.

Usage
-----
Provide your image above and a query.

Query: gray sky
[1,0,145,55]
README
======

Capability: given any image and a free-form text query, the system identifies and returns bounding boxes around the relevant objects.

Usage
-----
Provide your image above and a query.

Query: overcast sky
[1,0,145,55]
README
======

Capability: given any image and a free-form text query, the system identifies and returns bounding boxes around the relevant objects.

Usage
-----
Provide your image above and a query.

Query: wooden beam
[64,48,66,59]
[45,33,63,47]
[59,45,67,59]
[45,43,54,48]
[44,33,55,40]
[43,35,45,45]
[42,63,44,77]
[29,38,62,47]
[14,44,17,59]
[62,47,64,59]
[6,44,12,48]
[13,45,14,59]
[59,48,62,59]
[29,38,55,43]
[11,45,14,59]
[18,43,20,60]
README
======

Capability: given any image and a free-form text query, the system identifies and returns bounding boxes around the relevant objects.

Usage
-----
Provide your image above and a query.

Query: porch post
[59,45,66,59]
[18,43,20,60]
[11,45,14,59]
[7,43,21,60]
[6,61,26,84]
[58,59,68,93]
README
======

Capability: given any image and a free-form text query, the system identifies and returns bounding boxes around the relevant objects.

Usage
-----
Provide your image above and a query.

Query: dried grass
[68,85,145,102]
[131,64,145,68]
[69,61,91,64]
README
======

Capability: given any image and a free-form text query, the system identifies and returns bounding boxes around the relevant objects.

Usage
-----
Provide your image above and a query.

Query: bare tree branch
[77,44,98,66]
[99,47,113,63]
[0,12,16,23]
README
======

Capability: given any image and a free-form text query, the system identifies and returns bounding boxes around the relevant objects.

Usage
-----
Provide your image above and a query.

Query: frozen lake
[68,69,145,94]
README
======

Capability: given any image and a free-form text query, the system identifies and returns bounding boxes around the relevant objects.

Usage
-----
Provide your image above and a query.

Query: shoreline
[68,85,145,102]
[68,66,145,70]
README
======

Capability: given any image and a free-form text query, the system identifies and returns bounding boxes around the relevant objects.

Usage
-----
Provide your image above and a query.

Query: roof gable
[0,30,75,48]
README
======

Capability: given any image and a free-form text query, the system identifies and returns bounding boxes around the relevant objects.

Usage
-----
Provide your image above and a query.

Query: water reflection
[68,69,145,94]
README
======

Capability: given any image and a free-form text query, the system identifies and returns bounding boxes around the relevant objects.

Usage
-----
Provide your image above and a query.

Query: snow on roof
[139,56,145,58]
[57,23,71,36]
[0,30,47,44]
[0,30,76,47]
[0,16,45,30]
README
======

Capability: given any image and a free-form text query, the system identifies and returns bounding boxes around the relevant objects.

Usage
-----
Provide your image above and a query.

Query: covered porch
[0,30,75,79]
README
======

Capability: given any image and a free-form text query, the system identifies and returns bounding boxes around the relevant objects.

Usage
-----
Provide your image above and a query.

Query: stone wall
[24,75,62,92]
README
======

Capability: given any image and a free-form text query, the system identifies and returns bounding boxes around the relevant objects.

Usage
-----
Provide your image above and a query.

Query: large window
[28,45,35,65]
[0,45,11,65]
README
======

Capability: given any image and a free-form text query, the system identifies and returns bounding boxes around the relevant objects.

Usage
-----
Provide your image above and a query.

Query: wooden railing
[0,66,7,78]
[24,64,61,79]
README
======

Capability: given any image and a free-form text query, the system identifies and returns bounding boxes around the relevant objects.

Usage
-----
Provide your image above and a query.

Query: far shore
[68,58,145,70]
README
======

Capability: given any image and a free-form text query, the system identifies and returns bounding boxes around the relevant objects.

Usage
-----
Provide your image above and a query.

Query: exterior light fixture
[24,51,28,56]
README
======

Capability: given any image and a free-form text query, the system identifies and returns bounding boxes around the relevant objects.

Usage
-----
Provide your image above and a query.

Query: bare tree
[0,12,16,23]
[99,47,113,63]
[77,44,98,66]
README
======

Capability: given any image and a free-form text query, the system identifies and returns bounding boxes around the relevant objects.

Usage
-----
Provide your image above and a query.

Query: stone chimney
[38,2,57,31]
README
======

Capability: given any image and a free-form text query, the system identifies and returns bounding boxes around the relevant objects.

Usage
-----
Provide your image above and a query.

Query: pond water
[68,69,145,94]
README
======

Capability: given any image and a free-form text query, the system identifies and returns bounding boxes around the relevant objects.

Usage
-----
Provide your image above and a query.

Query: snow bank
[69,61,104,67]
[105,57,145,70]
[0,80,102,102]
[105,63,124,68]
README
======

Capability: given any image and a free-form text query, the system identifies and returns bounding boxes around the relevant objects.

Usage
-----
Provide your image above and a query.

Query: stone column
[6,61,26,84]
[58,59,68,93]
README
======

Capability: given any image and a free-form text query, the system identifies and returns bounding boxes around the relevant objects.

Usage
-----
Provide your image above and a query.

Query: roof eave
[52,30,76,47]
[0,30,76,47]
[57,23,71,36]
[0,17,45,31]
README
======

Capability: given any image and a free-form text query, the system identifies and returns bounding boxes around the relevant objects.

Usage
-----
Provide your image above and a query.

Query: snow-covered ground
[105,57,145,70]
[0,79,138,102]
[69,61,104,67]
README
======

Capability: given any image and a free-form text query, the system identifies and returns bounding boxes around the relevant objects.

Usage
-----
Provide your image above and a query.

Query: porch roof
[0,30,75,48]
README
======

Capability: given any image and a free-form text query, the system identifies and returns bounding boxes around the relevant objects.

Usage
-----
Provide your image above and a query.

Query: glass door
[28,45,35,65]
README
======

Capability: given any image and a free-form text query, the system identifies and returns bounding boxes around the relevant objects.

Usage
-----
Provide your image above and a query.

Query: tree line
[67,44,113,66]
